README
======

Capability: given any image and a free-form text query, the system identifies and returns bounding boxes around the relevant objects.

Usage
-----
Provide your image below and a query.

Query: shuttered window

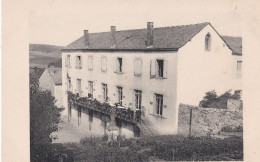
[134,58,142,76]
[134,90,142,110]
[237,61,242,71]
[115,57,123,73]
[66,55,70,67]
[77,79,82,93]
[88,81,93,98]
[102,83,108,101]
[88,56,93,70]
[76,56,82,68]
[155,94,163,116]
[117,86,123,106]
[150,59,168,79]
[101,56,107,72]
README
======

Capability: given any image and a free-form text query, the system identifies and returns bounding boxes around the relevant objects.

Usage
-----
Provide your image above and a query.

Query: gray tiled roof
[222,36,242,55]
[65,22,210,50]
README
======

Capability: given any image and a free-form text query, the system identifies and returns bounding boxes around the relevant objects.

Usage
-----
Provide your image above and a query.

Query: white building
[39,67,63,107]
[61,22,242,135]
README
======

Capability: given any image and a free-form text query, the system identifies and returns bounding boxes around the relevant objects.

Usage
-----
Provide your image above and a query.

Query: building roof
[221,36,242,55]
[48,67,62,85]
[64,22,210,51]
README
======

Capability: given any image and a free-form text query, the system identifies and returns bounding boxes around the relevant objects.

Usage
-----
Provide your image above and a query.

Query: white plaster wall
[62,51,179,134]
[177,24,242,106]
[54,85,63,108]
[39,69,55,95]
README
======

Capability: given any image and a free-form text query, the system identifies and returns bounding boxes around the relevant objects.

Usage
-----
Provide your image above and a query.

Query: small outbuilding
[39,67,63,107]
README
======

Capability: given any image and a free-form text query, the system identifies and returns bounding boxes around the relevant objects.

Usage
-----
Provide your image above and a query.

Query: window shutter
[88,56,93,70]
[115,57,118,72]
[75,56,77,68]
[150,59,156,77]
[91,57,93,69]
[134,59,137,75]
[101,57,107,72]
[101,57,104,71]
[80,56,82,68]
[121,57,124,73]
[139,59,142,75]
[163,60,168,78]
[135,59,142,76]
[104,57,107,72]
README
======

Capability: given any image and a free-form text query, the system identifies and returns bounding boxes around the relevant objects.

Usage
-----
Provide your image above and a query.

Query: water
[52,104,140,143]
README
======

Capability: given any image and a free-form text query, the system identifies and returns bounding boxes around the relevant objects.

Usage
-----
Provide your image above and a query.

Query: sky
[29,0,242,46]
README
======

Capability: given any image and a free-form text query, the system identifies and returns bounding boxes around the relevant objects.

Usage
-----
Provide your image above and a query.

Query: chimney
[111,26,116,48]
[84,30,90,47]
[146,22,154,47]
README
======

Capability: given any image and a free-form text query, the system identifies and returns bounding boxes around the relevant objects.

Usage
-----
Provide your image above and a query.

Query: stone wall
[178,103,243,136]
[227,99,243,111]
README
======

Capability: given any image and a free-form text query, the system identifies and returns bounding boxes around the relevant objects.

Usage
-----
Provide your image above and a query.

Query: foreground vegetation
[62,135,243,161]
[30,73,63,161]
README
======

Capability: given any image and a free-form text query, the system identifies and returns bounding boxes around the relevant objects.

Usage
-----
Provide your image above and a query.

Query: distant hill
[29,44,65,68]
[29,44,65,53]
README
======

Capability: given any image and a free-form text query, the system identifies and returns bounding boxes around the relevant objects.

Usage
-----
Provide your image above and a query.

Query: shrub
[30,77,62,161]
[221,125,243,132]
[200,90,242,108]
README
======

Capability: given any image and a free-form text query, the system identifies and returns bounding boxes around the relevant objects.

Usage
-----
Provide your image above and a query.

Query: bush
[48,59,62,67]
[30,76,62,161]
[200,90,242,108]
[221,125,243,132]
[80,136,102,147]
[74,135,243,161]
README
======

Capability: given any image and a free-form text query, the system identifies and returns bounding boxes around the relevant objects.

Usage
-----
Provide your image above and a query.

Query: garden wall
[177,103,243,136]
[227,99,243,111]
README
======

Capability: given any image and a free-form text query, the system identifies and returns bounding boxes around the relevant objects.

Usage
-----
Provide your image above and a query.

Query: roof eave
[232,52,242,56]
[61,48,179,52]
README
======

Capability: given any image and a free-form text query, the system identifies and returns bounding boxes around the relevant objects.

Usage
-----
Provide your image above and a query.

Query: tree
[48,59,62,67]
[30,75,62,161]
[199,90,241,108]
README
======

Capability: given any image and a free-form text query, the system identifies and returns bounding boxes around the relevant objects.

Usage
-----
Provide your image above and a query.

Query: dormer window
[205,33,211,51]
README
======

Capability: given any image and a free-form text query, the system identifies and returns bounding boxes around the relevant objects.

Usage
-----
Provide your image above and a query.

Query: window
[88,56,93,70]
[134,58,142,76]
[134,90,142,110]
[117,86,123,106]
[155,94,163,116]
[102,83,108,101]
[116,57,123,73]
[205,33,211,51]
[150,59,168,78]
[237,61,242,71]
[156,60,164,78]
[88,81,93,98]
[67,77,71,91]
[77,79,81,93]
[101,56,107,72]
[76,56,82,68]
[66,55,70,67]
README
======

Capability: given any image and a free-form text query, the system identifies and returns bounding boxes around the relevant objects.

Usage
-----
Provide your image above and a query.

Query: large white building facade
[61,22,242,135]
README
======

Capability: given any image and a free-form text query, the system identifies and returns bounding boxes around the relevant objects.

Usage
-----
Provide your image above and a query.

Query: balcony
[67,91,141,124]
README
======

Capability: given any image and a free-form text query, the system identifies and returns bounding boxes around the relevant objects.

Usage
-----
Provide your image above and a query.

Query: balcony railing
[67,91,141,123]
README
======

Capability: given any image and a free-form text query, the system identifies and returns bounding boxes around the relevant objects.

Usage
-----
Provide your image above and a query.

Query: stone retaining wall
[178,103,243,136]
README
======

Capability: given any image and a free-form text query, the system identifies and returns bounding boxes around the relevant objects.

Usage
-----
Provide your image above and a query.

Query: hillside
[29,44,64,53]
[29,44,65,68]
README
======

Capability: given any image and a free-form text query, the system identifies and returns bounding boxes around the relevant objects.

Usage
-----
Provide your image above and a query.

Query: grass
[62,135,243,161]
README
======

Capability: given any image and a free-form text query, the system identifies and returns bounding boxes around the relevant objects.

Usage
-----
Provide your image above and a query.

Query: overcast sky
[29,0,242,46]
